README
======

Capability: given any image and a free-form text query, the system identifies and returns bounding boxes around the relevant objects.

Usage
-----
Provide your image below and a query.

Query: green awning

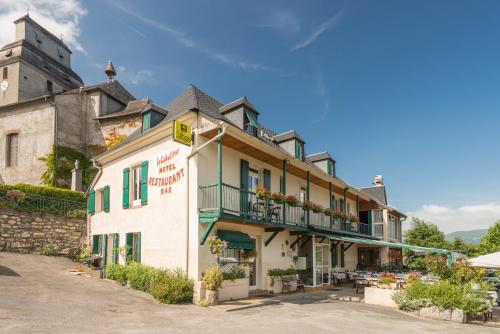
[245,110,260,128]
[312,231,451,255]
[217,230,255,250]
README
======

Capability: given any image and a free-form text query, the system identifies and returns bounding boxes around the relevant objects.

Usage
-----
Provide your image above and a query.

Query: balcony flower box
[218,278,250,301]
[285,195,299,207]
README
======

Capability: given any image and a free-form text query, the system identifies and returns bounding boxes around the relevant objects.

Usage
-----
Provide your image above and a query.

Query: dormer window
[243,110,259,136]
[327,160,336,177]
[295,140,304,161]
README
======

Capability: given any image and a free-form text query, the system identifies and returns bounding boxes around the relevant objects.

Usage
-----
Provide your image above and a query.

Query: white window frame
[131,164,142,207]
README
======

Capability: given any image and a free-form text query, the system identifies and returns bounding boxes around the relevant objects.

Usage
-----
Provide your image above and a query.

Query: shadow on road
[0,264,20,276]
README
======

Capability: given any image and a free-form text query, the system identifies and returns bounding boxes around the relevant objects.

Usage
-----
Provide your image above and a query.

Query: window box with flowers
[285,195,300,207]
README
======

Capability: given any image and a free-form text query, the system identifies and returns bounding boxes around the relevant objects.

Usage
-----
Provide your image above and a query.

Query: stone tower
[0,15,83,106]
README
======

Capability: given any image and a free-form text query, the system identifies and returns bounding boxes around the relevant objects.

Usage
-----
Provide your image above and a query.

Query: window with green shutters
[103,186,110,213]
[88,190,95,215]
[294,140,304,161]
[140,161,148,206]
[142,112,151,131]
[263,169,271,191]
[92,235,101,254]
[101,234,108,268]
[240,159,249,214]
[122,168,130,209]
[112,233,119,264]
[332,244,338,267]
[125,232,141,263]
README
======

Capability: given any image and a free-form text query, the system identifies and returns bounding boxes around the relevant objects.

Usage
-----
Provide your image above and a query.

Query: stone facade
[0,207,86,255]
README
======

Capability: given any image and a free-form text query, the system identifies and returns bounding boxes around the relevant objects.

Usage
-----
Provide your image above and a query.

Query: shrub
[392,290,430,311]
[222,266,246,281]
[0,183,85,202]
[67,209,86,218]
[126,262,163,292]
[105,264,128,285]
[268,267,297,277]
[202,266,224,290]
[149,269,193,304]
[42,244,55,256]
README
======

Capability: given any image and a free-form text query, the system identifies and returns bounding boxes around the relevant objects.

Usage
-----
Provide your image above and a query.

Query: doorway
[357,247,380,271]
[248,237,258,290]
[315,244,330,285]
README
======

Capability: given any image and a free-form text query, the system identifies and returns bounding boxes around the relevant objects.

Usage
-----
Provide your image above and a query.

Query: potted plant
[378,273,397,289]
[202,266,224,305]
[285,195,299,207]
[207,236,228,263]
[301,200,315,211]
[324,208,333,216]
[256,187,271,200]
[241,249,257,261]
[271,192,286,204]
[311,203,324,214]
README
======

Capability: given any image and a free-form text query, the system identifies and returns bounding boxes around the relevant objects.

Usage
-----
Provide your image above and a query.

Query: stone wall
[0,208,86,255]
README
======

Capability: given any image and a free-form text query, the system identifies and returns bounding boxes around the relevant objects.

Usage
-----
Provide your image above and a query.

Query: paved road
[0,253,496,334]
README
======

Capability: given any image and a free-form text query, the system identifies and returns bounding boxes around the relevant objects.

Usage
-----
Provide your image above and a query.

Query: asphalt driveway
[0,253,497,334]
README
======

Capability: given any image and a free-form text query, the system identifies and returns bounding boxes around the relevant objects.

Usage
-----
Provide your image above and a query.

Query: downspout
[44,96,58,186]
[185,119,227,276]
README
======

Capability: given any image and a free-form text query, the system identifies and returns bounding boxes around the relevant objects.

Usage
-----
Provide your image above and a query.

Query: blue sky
[2,0,500,232]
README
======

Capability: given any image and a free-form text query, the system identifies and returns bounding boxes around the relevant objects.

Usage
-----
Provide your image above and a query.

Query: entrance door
[248,238,257,290]
[315,244,329,285]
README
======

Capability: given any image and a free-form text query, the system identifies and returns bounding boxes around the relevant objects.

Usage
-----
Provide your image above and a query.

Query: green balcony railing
[199,183,372,236]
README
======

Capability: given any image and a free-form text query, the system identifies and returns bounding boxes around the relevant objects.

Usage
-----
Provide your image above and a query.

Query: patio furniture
[281,275,298,294]
[355,278,371,294]
[296,276,305,292]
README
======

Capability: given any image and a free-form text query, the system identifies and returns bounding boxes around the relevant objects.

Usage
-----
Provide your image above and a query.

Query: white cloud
[117,66,154,86]
[107,0,273,71]
[0,0,87,54]
[406,203,500,233]
[255,10,301,34]
[291,8,345,51]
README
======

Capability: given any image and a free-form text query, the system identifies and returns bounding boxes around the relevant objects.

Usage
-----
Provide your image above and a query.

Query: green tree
[448,236,479,257]
[479,221,500,255]
[404,218,447,248]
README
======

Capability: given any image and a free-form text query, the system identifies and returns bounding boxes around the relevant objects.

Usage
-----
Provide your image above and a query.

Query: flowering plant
[301,200,315,210]
[256,187,271,200]
[407,272,421,283]
[311,203,324,213]
[271,192,286,204]
[285,195,299,207]
[333,210,347,220]
[323,208,333,216]
[378,273,397,284]
[207,236,228,256]
[347,214,359,223]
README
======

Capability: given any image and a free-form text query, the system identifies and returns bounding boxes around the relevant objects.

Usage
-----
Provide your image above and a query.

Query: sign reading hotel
[173,120,192,146]
[149,147,185,195]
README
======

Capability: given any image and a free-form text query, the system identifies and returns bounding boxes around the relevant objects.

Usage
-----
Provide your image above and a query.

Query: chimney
[71,160,83,191]
[373,175,384,186]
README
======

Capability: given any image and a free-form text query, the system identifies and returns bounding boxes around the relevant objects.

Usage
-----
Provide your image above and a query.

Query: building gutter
[184,117,227,276]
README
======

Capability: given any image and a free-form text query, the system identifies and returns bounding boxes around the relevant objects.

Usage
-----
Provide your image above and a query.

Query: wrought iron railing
[199,183,372,236]
[0,189,86,217]
[374,223,384,238]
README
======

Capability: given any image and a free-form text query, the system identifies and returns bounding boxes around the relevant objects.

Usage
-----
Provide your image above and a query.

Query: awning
[469,251,500,268]
[311,231,451,255]
[245,110,260,128]
[217,230,255,250]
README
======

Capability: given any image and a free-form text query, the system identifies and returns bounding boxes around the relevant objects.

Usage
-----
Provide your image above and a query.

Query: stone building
[0,15,151,187]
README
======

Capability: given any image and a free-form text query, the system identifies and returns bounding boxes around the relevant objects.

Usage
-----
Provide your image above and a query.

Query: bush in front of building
[104,263,193,304]
[0,183,85,202]
[202,266,224,290]
[149,269,194,304]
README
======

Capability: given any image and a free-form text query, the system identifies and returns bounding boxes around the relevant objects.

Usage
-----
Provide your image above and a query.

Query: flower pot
[205,289,219,305]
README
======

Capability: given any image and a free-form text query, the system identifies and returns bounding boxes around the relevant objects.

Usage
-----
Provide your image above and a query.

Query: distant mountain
[445,229,488,244]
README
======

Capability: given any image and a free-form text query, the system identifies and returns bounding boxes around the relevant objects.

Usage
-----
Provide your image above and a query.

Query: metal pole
[217,127,223,214]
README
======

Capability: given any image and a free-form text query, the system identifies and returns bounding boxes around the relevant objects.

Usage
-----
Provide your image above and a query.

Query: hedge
[0,183,85,203]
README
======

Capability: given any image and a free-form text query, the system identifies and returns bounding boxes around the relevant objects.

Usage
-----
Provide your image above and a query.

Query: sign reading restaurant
[173,120,192,146]
[149,147,185,195]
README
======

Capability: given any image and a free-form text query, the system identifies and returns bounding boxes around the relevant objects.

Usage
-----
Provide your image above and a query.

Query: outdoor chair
[354,278,370,294]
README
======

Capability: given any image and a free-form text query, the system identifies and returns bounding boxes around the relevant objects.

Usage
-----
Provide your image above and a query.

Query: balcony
[199,183,372,236]
[373,223,384,238]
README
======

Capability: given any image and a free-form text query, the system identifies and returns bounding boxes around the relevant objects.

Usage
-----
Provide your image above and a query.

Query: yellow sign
[173,120,192,146]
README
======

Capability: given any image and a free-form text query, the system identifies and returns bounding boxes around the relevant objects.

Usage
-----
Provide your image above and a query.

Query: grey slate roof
[65,80,135,105]
[273,130,305,143]
[166,84,224,119]
[14,15,72,52]
[306,151,335,162]
[96,98,166,120]
[359,186,388,205]
[219,96,259,114]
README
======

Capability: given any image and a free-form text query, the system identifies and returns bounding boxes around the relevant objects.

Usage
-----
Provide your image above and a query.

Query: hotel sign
[173,120,192,146]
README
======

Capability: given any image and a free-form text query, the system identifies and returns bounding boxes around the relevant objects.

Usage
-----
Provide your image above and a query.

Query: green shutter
[295,140,299,159]
[263,169,271,191]
[103,186,110,213]
[136,233,141,263]
[102,234,108,268]
[125,233,133,263]
[140,161,148,205]
[332,245,337,267]
[340,244,345,268]
[112,233,119,264]
[143,112,151,131]
[88,190,95,214]
[122,168,129,209]
[327,160,332,176]
[92,235,100,254]
[240,159,249,215]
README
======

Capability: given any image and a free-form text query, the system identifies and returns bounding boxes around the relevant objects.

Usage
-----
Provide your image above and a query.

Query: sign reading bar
[173,120,192,146]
